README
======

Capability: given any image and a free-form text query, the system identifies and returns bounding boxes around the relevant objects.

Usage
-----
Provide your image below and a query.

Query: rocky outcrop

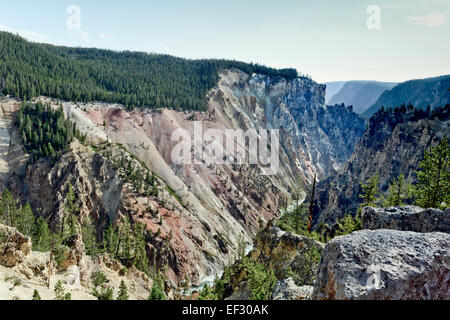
[17,140,123,233]
[0,224,31,267]
[362,206,450,233]
[313,229,450,300]
[314,106,449,229]
[0,224,153,300]
[15,251,55,282]
[222,223,324,300]
[56,235,86,272]
[249,222,324,285]
[271,278,313,300]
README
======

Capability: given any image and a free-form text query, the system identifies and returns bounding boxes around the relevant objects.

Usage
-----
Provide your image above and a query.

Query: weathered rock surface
[16,139,218,285]
[1,69,365,287]
[271,278,313,300]
[0,224,31,267]
[222,223,324,300]
[0,225,153,300]
[249,222,324,285]
[15,251,55,282]
[0,99,29,189]
[313,229,450,300]
[56,234,86,272]
[362,206,450,233]
[211,70,365,182]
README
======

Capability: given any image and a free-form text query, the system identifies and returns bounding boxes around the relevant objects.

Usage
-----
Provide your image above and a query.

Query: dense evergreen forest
[16,101,85,162]
[0,32,298,111]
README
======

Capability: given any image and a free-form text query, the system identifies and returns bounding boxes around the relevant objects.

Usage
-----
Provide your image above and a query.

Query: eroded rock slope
[1,69,365,286]
[314,106,449,228]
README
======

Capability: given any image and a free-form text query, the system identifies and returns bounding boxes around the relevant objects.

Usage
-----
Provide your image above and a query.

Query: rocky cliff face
[211,70,365,181]
[0,224,32,267]
[0,99,29,188]
[314,106,449,228]
[11,140,227,285]
[0,69,365,287]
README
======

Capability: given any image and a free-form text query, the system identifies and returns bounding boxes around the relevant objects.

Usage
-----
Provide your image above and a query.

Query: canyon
[314,105,449,228]
[0,69,366,287]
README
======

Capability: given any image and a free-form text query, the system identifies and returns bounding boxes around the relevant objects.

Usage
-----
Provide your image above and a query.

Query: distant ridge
[324,81,346,103]
[325,81,397,114]
[363,75,450,118]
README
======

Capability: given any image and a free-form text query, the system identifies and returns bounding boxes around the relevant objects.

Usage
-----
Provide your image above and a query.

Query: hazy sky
[1,0,449,83]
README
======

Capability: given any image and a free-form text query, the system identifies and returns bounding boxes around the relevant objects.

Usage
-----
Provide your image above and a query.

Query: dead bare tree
[307,172,317,235]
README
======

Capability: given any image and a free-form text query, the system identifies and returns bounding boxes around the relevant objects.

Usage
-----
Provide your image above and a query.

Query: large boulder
[15,251,55,282]
[313,229,450,300]
[0,224,32,267]
[362,206,450,233]
[271,278,313,300]
[249,222,324,285]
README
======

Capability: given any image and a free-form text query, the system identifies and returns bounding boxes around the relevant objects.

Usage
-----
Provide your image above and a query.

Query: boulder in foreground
[362,206,450,233]
[313,229,450,300]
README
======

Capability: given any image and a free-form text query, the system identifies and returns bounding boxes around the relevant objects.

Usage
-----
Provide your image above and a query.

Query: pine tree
[32,289,41,300]
[383,174,412,207]
[117,280,129,300]
[16,202,35,237]
[103,223,119,258]
[335,214,361,236]
[92,285,114,300]
[359,174,380,207]
[414,137,450,209]
[132,222,149,273]
[307,173,317,235]
[118,217,132,261]
[54,280,71,300]
[0,189,20,228]
[16,101,82,163]
[33,217,51,252]
[198,284,218,300]
[82,220,99,256]
[62,183,80,238]
[148,272,166,300]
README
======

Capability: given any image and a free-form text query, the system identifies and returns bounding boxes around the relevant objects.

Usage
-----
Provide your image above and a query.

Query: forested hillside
[15,101,85,162]
[363,75,450,118]
[0,32,298,111]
